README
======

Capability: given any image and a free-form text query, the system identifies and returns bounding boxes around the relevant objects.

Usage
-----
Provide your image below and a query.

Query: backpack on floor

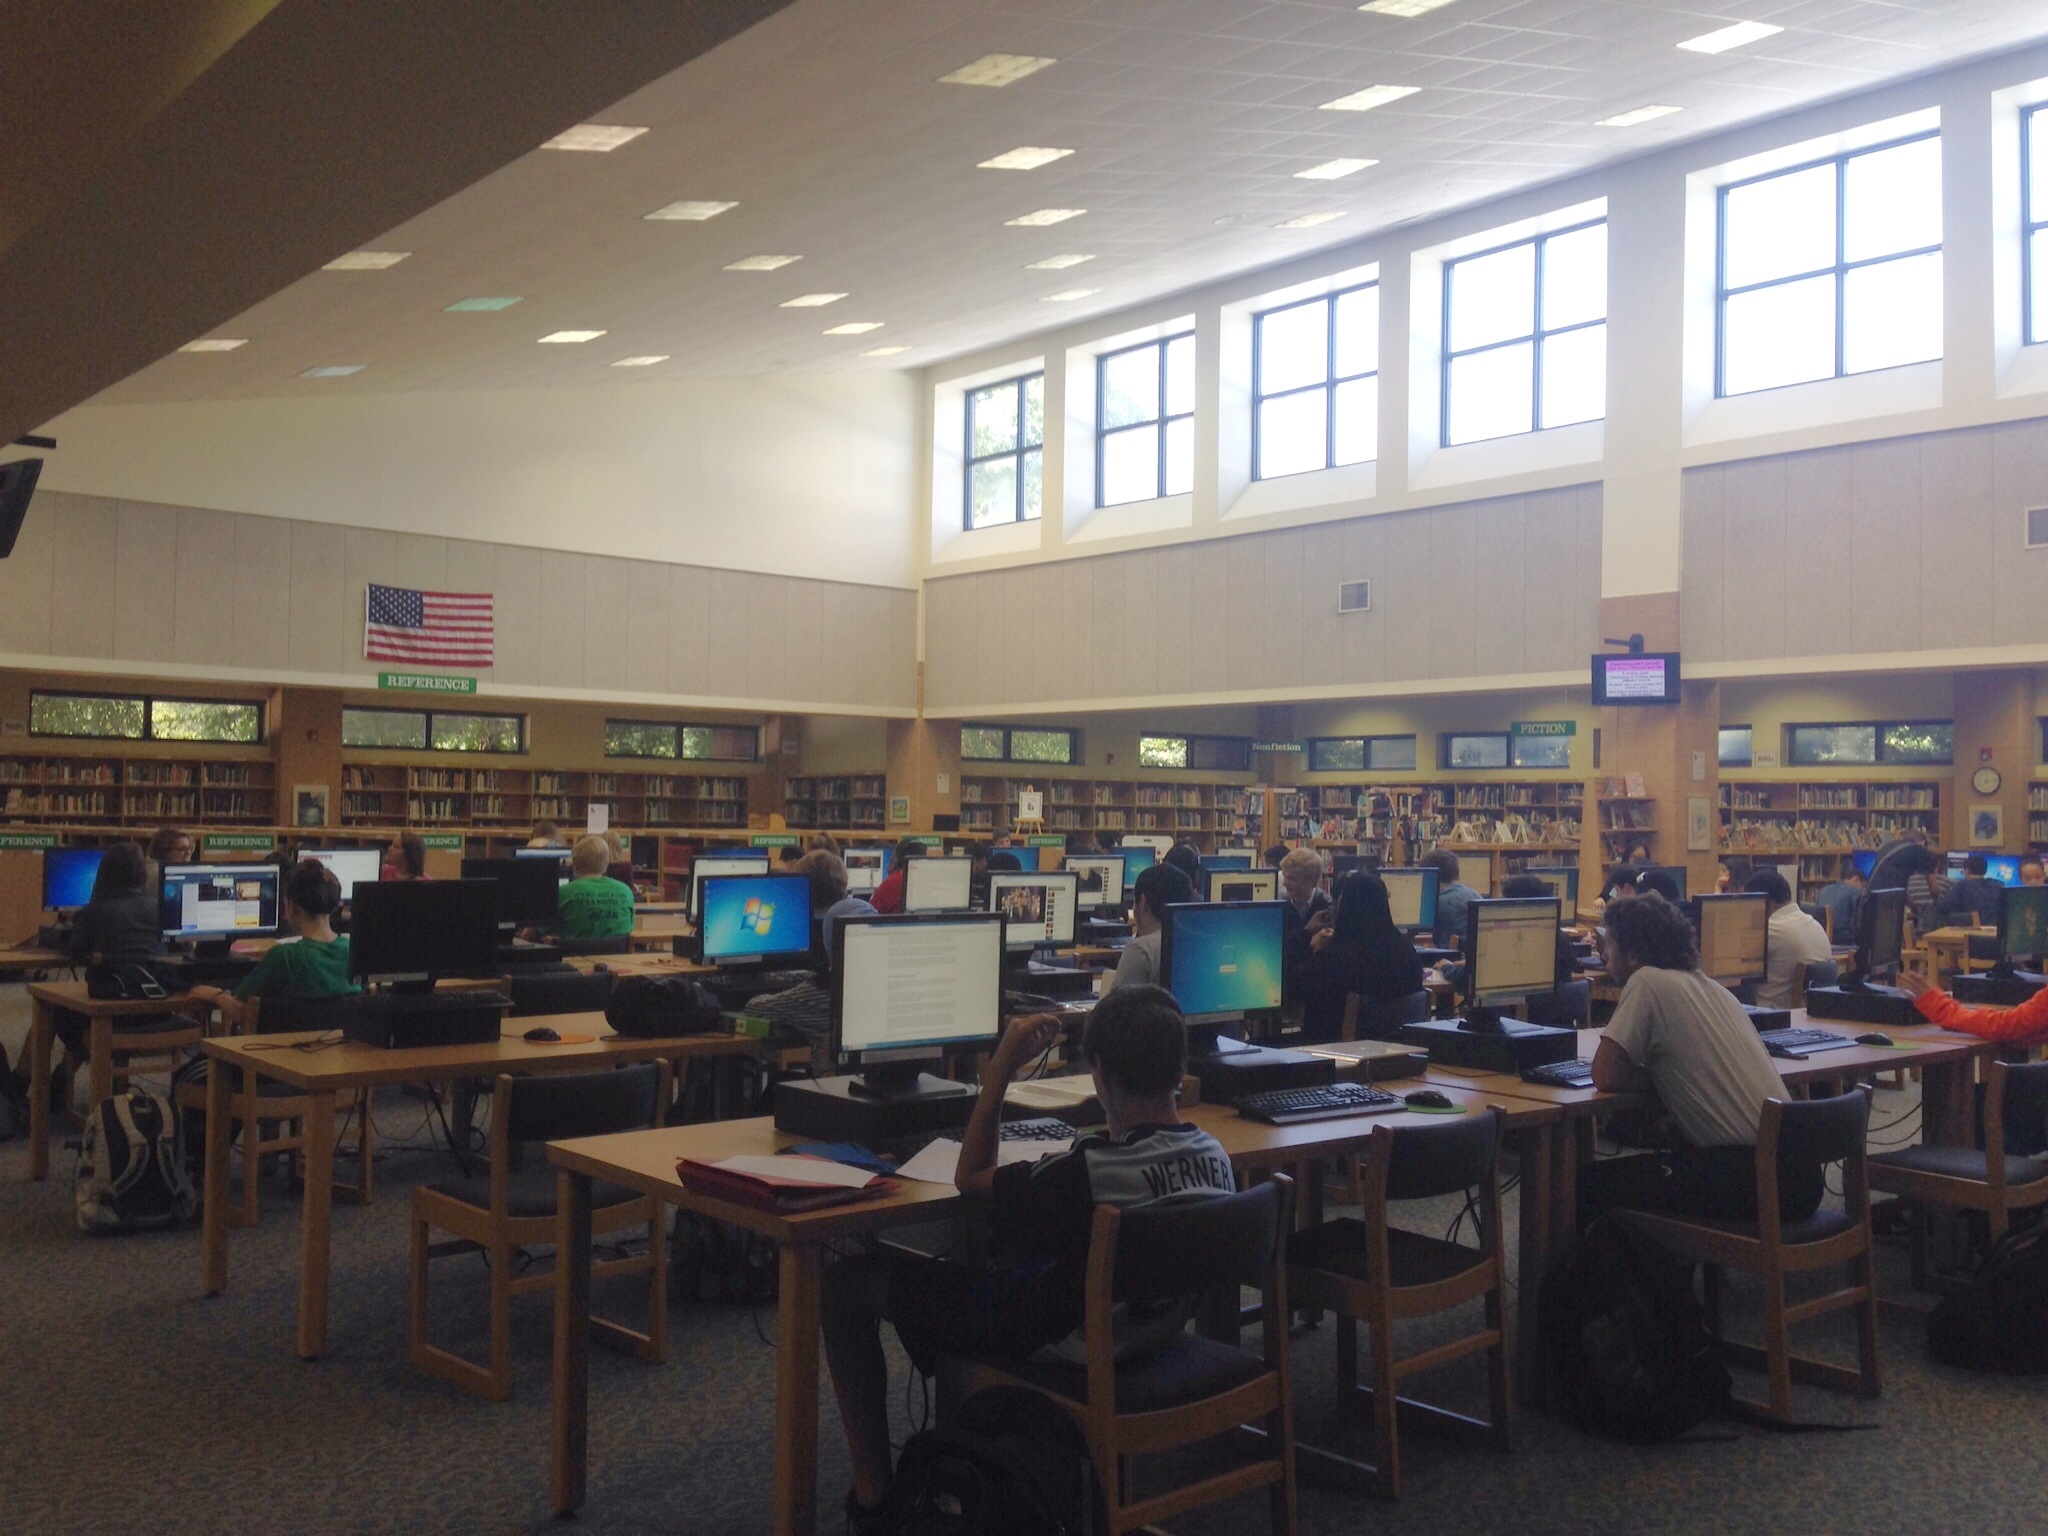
[880,1385,1101,1536]
[1541,1214,1731,1443]
[1928,1223,2048,1374]
[670,1209,779,1305]
[74,1088,199,1234]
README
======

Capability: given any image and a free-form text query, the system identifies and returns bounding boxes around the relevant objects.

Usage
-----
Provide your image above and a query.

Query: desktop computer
[160,863,282,958]
[301,848,382,903]
[999,845,1041,872]
[1953,883,2048,1005]
[1405,897,1574,1073]
[1695,891,1789,1029]
[1807,886,1918,1027]
[1207,868,1279,904]
[42,847,103,911]
[1379,867,1440,934]
[699,873,813,968]
[1065,854,1126,911]
[1117,844,1160,880]
[1199,853,1252,876]
[461,856,561,928]
[689,853,771,921]
[1523,865,1579,910]
[843,847,890,894]
[343,879,509,1045]
[1159,901,1332,1101]
[904,854,975,912]
[1457,854,1494,896]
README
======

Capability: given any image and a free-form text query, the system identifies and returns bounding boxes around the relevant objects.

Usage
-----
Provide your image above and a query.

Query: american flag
[363,583,495,668]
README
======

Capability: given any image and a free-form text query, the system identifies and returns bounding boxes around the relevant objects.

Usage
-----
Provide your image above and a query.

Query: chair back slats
[504,1063,662,1143]
[508,970,614,1018]
[1383,1108,1503,1203]
[1111,1180,1281,1306]
[1521,981,1591,1029]
[253,992,369,1036]
[1771,1089,1871,1171]
[2000,1061,2048,1157]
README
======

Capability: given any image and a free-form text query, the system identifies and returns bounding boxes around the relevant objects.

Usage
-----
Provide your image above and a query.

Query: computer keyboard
[1234,1082,1402,1125]
[1758,1027,1858,1056]
[1522,1058,1597,1089]
[999,1117,1078,1143]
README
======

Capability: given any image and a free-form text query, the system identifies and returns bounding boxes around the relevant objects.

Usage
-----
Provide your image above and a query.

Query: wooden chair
[956,1175,1297,1536]
[171,994,372,1228]
[410,1061,670,1401]
[1287,1109,1510,1498]
[1870,1059,2048,1294]
[1341,989,1432,1043]
[1622,1089,1880,1422]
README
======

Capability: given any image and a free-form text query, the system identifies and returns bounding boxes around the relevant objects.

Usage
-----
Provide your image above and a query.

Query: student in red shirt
[1899,963,2048,1042]
[865,838,926,915]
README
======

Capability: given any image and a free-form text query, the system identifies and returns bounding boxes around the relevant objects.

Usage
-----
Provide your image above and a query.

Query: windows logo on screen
[741,897,776,937]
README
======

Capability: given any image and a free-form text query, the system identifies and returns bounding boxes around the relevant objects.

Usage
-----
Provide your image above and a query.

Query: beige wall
[796,715,890,777]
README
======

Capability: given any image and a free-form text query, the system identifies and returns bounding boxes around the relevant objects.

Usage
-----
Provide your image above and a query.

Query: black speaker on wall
[0,457,42,558]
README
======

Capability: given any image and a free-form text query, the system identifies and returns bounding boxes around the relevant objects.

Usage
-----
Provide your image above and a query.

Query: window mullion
[1156,341,1169,499]
[1532,233,1547,430]
[1324,294,1338,471]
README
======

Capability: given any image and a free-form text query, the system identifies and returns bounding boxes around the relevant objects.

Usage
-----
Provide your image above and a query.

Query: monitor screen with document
[1465,897,1561,1006]
[1695,892,1768,984]
[301,848,383,903]
[831,913,1004,1069]
[1378,867,1440,933]
[904,854,975,912]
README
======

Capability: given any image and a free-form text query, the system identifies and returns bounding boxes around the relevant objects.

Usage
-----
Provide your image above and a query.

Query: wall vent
[1337,580,1370,613]
[2028,506,2048,549]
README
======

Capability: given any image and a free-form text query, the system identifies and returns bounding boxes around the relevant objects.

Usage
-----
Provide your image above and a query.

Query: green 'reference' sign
[1025,834,1066,848]
[378,672,477,695]
[1252,741,1304,754]
[1510,720,1576,738]
[750,834,800,848]
[0,831,58,850]
[204,833,276,853]
[911,835,945,847]
[419,833,465,850]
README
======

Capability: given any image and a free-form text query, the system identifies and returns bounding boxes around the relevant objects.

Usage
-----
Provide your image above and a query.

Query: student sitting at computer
[744,852,871,1074]
[805,830,842,858]
[1938,854,2006,927]
[1632,867,1682,903]
[2024,856,2047,887]
[1897,962,2048,1041]
[1422,849,1478,948]
[143,826,195,898]
[1816,863,1866,938]
[822,986,1232,1531]
[1109,864,1197,992]
[551,834,636,940]
[186,860,362,1031]
[381,830,427,883]
[867,838,927,916]
[1585,895,1824,1227]
[1277,847,1331,980]
[1744,869,1834,1009]
[1263,842,1289,868]
[526,820,568,850]
[52,842,169,1064]
[1163,841,1205,894]
[1303,872,1424,1041]
[806,851,877,957]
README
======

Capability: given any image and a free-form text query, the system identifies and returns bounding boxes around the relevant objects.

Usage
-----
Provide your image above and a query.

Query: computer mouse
[1404,1089,1453,1110]
[523,1026,561,1043]
[1855,1032,1894,1048]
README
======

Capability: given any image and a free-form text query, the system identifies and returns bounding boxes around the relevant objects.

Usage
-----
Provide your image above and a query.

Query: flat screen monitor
[988,871,1079,950]
[460,857,560,924]
[1208,868,1279,904]
[1591,651,1681,705]
[301,848,382,903]
[831,913,1003,1070]
[1696,893,1768,985]
[1946,852,2022,888]
[1642,864,1689,901]
[1858,886,1907,980]
[1523,865,1579,908]
[1466,897,1561,1007]
[1457,854,1493,895]
[1200,854,1252,874]
[1378,868,1441,933]
[842,847,890,894]
[990,845,1040,873]
[1999,885,2048,965]
[1118,844,1159,879]
[1330,854,1376,882]
[348,879,500,980]
[1850,850,1879,879]
[904,855,975,912]
[1120,834,1174,857]
[690,854,770,920]
[516,846,572,879]
[160,863,280,941]
[1065,855,1126,908]
[700,873,813,965]
[1159,901,1285,1025]
[43,848,103,910]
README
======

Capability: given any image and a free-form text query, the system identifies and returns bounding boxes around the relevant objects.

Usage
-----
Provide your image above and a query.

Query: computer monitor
[1696,893,1768,985]
[160,863,281,943]
[1200,853,1252,875]
[515,846,572,879]
[1643,864,1689,901]
[1118,844,1159,879]
[1065,854,1126,909]
[1855,886,1908,983]
[1378,867,1441,934]
[1850,850,1879,879]
[842,847,890,893]
[992,845,1040,872]
[42,848,103,911]
[988,871,1079,951]
[348,879,500,985]
[1947,852,2022,888]
[1523,865,1580,908]
[1465,897,1562,1008]
[1998,884,2048,968]
[460,857,561,925]
[1457,854,1493,896]
[1121,834,1174,857]
[700,873,813,966]
[690,853,771,919]
[1208,868,1279,904]
[301,848,382,903]
[830,912,1004,1087]
[1159,901,1285,1027]
[904,854,975,912]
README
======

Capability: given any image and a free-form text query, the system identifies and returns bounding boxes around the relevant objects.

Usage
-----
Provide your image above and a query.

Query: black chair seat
[1288,1217,1490,1288]
[427,1165,643,1218]
[1630,1206,1860,1246]
[1870,1145,2048,1187]
[989,1331,1270,1415]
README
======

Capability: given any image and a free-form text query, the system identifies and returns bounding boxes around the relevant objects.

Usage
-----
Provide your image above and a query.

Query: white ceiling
[98,0,2048,403]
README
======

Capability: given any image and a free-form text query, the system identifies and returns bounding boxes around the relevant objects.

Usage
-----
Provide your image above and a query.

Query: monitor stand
[846,1061,969,1101]
[192,937,233,961]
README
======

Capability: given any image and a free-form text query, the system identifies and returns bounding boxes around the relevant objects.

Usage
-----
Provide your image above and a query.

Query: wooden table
[0,945,67,977]
[546,1087,1558,1535]
[24,979,214,1180]
[566,950,717,979]
[630,915,691,950]
[1917,926,1995,987]
[198,1019,761,1361]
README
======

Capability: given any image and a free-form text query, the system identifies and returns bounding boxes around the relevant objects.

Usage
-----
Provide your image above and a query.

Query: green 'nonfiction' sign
[378,672,477,695]
[0,831,59,850]
[204,833,276,853]
[1510,720,1576,738]
[420,833,466,850]
[1252,741,1304,754]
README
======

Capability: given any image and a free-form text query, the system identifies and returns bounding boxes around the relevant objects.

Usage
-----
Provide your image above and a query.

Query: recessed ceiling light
[542,123,648,152]
[1598,104,1683,128]
[1006,208,1086,227]
[1296,158,1377,180]
[939,53,1056,87]
[611,355,670,367]
[861,346,910,357]
[978,146,1075,171]
[1360,0,1454,14]
[1026,253,1096,270]
[1042,289,1099,302]
[179,338,246,352]
[537,330,606,344]
[1677,20,1782,54]
[780,293,847,308]
[299,365,363,377]
[824,322,884,335]
[443,296,522,312]
[644,200,738,221]
[724,254,801,271]
[1320,84,1419,112]
[322,251,410,271]
[1276,212,1347,229]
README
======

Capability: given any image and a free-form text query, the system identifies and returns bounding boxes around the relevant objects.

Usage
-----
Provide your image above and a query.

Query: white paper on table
[709,1154,876,1190]
[895,1136,1073,1188]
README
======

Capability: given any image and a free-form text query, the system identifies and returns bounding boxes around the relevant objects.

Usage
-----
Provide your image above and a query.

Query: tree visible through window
[965,372,1044,528]
[30,691,261,743]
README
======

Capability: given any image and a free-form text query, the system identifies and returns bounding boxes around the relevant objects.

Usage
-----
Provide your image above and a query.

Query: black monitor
[1465,897,1562,1010]
[160,863,281,951]
[689,853,771,920]
[987,870,1079,952]
[1591,650,1680,704]
[461,857,561,925]
[1159,901,1285,1029]
[348,879,501,987]
[1199,853,1252,875]
[1851,886,1908,986]
[699,873,813,967]
[1997,885,2048,971]
[1523,865,1579,908]
[1207,868,1279,904]
[301,848,382,903]
[1695,893,1768,985]
[43,847,103,911]
[830,912,1004,1093]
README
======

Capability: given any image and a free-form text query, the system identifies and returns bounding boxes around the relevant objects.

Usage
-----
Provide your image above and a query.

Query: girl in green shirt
[189,860,361,1028]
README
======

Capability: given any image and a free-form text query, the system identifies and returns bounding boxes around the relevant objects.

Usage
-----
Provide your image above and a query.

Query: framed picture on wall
[294,784,330,828]
[1969,804,2004,847]
[1686,796,1712,852]
[889,795,911,825]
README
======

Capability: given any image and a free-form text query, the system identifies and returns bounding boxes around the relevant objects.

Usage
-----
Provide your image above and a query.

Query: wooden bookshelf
[957,775,1257,847]
[339,761,753,831]
[0,751,276,824]
[1720,779,1945,894]
[2030,782,2048,847]
[784,775,887,831]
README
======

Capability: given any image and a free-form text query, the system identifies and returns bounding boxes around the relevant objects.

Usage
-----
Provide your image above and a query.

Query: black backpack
[881,1386,1101,1536]
[1928,1223,2048,1374]
[1541,1215,1731,1442]
[604,975,724,1037]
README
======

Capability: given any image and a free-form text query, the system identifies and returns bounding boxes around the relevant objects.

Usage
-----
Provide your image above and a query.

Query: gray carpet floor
[5,1070,2048,1536]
